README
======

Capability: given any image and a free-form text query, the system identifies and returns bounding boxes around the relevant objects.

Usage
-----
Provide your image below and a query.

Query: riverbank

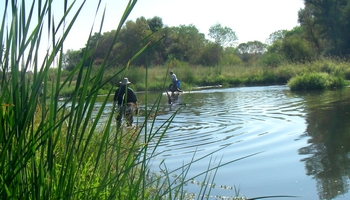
[53,57,350,97]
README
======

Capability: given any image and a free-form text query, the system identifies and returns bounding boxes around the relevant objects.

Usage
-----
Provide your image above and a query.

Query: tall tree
[116,17,152,65]
[63,49,82,71]
[92,31,115,62]
[236,41,267,63]
[299,0,350,55]
[208,23,238,47]
[265,30,287,45]
[167,24,206,63]
[198,42,223,66]
[147,16,163,32]
[281,27,315,62]
[298,7,323,54]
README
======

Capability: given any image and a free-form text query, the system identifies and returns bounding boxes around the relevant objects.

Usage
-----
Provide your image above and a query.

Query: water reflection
[297,90,350,200]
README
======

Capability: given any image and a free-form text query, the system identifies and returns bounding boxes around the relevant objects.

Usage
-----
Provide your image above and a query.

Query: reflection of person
[113,77,138,127]
[169,70,182,93]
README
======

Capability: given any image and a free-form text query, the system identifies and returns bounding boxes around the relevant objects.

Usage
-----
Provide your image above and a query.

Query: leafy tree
[262,27,314,65]
[86,32,101,55]
[246,41,267,54]
[267,39,283,54]
[260,39,285,67]
[115,17,153,65]
[258,52,284,67]
[78,17,165,66]
[166,24,206,63]
[261,30,287,67]
[147,16,163,32]
[139,16,168,65]
[208,23,238,47]
[151,26,172,65]
[299,0,350,55]
[92,31,116,62]
[236,41,267,63]
[265,30,287,45]
[222,47,242,66]
[82,31,117,65]
[198,42,223,66]
[284,26,303,38]
[63,49,82,71]
[236,43,250,63]
[298,7,323,55]
[282,34,315,62]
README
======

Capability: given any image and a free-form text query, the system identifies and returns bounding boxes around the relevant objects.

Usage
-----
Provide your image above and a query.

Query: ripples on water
[142,85,350,200]
[149,86,305,160]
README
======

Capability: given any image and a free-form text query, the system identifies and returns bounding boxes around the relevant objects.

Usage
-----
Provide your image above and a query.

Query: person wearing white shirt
[169,70,182,93]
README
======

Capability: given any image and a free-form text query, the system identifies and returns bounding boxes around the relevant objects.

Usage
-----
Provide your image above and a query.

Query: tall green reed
[0,0,154,199]
[0,1,203,199]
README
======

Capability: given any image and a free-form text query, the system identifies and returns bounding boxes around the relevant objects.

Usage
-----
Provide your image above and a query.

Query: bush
[258,52,285,67]
[287,72,347,91]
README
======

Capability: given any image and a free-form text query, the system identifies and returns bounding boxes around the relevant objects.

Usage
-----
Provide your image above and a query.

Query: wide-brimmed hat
[120,77,131,85]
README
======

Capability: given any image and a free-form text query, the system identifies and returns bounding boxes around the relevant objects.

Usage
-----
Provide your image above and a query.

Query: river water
[133,85,350,200]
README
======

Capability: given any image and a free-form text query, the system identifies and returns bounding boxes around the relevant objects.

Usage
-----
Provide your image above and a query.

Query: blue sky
[62,0,304,51]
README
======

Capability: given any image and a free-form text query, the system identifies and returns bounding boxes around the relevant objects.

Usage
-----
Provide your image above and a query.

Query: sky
[62,0,305,51]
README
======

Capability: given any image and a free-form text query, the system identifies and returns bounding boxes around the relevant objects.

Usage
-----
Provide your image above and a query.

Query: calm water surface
[136,85,350,200]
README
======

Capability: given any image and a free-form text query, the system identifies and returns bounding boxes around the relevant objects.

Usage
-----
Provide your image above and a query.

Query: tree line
[63,0,350,70]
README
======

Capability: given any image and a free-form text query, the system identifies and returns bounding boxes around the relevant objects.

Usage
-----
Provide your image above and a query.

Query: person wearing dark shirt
[113,77,138,127]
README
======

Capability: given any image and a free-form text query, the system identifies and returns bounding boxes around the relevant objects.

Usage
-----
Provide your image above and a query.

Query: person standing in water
[169,70,182,93]
[113,77,138,127]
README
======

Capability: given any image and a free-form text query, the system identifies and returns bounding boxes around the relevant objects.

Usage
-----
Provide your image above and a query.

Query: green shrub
[344,67,350,80]
[221,53,242,66]
[180,67,197,86]
[287,72,347,91]
[258,52,285,67]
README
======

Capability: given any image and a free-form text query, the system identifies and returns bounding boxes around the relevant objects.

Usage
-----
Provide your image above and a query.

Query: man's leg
[125,105,133,126]
[116,106,123,127]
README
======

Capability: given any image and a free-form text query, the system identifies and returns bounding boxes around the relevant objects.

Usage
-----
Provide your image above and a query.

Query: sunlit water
[92,85,350,199]
[134,85,350,200]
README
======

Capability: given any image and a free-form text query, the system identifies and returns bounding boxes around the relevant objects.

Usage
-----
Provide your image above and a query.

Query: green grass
[54,57,350,93]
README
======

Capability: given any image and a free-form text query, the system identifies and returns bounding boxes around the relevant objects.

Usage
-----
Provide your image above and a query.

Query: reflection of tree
[299,99,350,200]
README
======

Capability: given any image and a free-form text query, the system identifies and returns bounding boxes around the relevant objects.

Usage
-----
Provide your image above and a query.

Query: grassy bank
[53,57,350,97]
[148,58,350,90]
